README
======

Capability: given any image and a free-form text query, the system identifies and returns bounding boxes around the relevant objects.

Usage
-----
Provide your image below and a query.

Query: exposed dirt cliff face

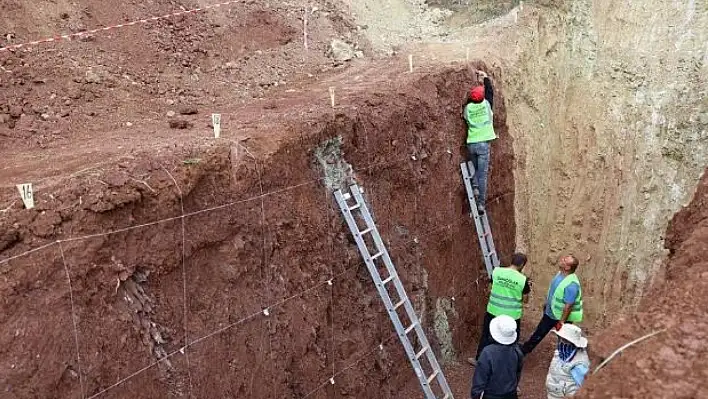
[506,0,708,327]
[1,0,706,398]
[0,65,516,398]
[582,168,708,398]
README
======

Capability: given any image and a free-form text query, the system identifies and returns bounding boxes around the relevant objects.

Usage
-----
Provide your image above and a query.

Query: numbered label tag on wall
[212,113,221,138]
[17,183,34,209]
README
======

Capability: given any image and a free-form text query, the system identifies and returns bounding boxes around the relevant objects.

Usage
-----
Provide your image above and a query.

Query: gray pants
[466,141,491,208]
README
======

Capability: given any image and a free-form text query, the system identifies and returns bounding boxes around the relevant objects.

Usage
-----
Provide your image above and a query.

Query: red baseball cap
[469,86,485,102]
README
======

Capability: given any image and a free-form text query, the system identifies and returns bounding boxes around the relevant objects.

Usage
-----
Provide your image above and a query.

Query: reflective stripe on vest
[550,274,583,322]
[487,267,527,319]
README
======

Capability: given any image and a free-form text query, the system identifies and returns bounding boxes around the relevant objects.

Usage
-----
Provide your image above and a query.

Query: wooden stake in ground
[16,183,34,209]
[329,87,335,108]
[409,54,413,73]
[466,47,470,62]
[212,113,221,138]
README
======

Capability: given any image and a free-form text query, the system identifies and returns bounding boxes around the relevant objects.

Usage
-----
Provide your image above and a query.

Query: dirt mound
[582,168,708,398]
[0,0,366,151]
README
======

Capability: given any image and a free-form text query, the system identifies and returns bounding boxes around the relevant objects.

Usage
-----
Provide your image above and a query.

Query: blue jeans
[466,142,491,207]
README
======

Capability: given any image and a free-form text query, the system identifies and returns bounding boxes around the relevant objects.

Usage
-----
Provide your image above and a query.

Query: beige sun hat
[552,323,588,348]
[490,315,518,345]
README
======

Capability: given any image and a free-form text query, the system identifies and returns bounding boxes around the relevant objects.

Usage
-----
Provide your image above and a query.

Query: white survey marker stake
[17,183,34,209]
[329,87,335,108]
[212,113,221,138]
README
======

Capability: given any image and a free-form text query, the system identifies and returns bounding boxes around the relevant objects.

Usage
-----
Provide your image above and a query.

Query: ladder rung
[358,227,373,235]
[382,275,396,285]
[371,251,384,260]
[405,322,418,334]
[426,370,439,384]
[348,203,361,211]
[415,346,428,359]
[393,298,407,310]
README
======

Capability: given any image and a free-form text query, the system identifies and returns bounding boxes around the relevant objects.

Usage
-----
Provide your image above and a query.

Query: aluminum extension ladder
[460,161,500,277]
[334,184,453,399]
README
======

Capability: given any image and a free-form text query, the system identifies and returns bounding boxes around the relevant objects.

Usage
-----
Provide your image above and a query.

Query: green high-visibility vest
[550,273,583,322]
[465,100,496,144]
[487,267,527,319]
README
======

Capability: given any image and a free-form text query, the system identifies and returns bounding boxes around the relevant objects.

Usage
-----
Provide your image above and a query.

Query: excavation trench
[0,67,515,398]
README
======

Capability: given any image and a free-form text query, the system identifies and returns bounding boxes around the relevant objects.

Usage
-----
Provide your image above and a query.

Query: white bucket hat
[489,315,518,345]
[552,324,588,348]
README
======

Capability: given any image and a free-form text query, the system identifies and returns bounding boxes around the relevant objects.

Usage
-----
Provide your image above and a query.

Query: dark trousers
[481,393,519,399]
[482,392,519,399]
[475,312,521,360]
[521,313,573,355]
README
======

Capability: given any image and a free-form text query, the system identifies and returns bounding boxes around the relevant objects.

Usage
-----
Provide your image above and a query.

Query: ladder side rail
[460,163,495,276]
[335,189,437,399]
[466,161,500,269]
[482,214,501,268]
[352,186,415,315]
[352,185,453,397]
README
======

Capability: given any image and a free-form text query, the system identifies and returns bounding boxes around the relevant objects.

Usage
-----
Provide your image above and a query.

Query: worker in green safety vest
[521,255,583,355]
[462,70,497,215]
[468,253,530,367]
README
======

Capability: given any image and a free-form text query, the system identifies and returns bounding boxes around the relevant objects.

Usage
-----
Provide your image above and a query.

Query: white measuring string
[86,261,359,399]
[301,331,399,399]
[160,165,194,397]
[58,242,86,398]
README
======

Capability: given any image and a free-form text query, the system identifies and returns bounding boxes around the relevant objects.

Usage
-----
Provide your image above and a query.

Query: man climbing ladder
[462,70,496,215]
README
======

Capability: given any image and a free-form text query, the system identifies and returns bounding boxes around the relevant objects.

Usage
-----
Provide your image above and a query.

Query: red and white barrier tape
[0,0,245,53]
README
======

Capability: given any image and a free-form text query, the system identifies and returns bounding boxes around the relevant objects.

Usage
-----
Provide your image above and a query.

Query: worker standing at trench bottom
[462,70,496,215]
[521,255,584,355]
[545,324,590,398]
[470,315,524,399]
[468,252,531,367]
